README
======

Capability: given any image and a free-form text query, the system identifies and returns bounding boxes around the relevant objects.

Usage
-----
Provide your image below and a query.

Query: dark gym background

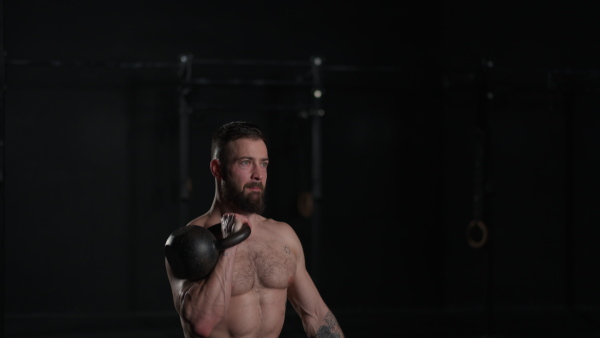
[2,1,599,337]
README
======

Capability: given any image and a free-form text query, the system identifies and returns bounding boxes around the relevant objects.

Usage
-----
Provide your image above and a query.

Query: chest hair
[231,238,296,295]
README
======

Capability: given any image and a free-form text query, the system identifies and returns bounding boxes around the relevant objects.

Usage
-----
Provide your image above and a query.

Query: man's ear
[210,159,222,179]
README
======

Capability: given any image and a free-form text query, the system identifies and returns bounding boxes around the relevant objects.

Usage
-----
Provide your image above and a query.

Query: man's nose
[251,165,262,180]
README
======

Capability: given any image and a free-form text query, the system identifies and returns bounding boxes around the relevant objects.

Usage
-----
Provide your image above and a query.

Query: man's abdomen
[215,288,287,337]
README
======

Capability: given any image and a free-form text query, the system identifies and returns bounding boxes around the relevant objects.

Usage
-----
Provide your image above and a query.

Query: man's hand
[221,213,251,238]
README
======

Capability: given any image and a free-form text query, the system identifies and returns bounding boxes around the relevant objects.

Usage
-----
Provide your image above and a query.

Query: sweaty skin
[166,138,344,338]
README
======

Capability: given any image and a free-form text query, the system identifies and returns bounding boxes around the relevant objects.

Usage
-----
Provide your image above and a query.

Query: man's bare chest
[231,238,296,295]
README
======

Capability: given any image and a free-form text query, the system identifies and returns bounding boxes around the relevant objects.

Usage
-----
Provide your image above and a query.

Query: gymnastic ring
[466,220,488,249]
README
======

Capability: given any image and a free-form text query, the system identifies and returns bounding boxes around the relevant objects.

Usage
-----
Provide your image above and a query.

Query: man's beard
[221,180,266,214]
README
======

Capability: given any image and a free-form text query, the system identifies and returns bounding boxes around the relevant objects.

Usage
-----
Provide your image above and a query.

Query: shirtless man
[166,121,344,338]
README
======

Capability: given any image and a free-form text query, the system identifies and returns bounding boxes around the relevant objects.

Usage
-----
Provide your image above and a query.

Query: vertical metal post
[0,0,5,318]
[309,56,324,285]
[471,58,494,337]
[563,89,575,311]
[178,54,193,226]
[472,60,493,232]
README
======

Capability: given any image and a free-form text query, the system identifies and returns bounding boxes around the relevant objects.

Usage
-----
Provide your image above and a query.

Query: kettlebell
[165,223,251,280]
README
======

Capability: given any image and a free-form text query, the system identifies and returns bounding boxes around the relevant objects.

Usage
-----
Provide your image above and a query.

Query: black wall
[3,1,599,337]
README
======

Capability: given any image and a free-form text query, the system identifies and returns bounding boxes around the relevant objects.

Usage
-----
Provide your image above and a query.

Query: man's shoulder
[257,218,304,254]
[186,212,213,227]
[260,216,288,228]
[259,217,299,238]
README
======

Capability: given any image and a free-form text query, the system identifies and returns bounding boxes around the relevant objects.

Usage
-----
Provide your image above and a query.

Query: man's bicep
[288,266,326,316]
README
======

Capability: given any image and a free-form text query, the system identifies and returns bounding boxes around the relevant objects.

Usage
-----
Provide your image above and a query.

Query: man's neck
[212,199,255,219]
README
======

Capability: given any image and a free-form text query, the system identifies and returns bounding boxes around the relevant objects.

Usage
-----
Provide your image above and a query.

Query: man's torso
[205,217,298,337]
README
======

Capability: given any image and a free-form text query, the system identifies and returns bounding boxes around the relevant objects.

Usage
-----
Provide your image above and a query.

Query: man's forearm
[179,246,239,336]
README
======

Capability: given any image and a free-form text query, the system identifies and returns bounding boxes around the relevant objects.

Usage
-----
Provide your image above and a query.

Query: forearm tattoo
[314,311,343,338]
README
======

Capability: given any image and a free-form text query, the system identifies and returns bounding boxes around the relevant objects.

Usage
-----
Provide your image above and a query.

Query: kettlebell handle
[219,224,251,250]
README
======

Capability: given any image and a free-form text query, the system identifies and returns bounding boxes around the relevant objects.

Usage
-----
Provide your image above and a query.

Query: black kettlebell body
[165,224,250,280]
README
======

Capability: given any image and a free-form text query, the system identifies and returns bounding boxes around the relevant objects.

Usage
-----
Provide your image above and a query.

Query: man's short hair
[211,121,266,165]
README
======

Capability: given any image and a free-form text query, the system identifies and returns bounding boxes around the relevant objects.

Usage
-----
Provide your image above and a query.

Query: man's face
[220,138,269,214]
